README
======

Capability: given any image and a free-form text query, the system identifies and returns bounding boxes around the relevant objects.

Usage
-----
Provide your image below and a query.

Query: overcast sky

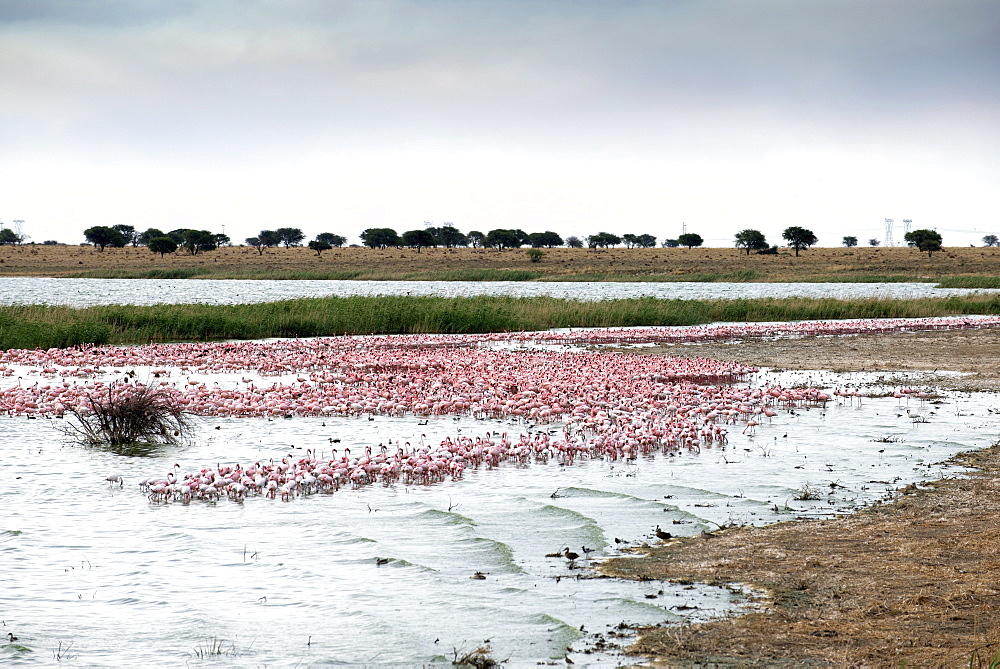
[2,0,997,248]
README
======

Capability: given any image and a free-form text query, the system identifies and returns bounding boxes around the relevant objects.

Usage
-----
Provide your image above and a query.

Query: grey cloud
[1,0,997,156]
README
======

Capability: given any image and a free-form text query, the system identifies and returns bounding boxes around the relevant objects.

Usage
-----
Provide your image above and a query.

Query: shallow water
[1,277,996,306]
[2,363,997,666]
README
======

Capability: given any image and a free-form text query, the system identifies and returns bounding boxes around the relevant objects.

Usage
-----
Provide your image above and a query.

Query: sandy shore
[601,328,1000,666]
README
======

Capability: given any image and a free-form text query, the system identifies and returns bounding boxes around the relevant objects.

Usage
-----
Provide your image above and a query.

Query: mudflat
[603,328,1000,666]
[656,327,1000,391]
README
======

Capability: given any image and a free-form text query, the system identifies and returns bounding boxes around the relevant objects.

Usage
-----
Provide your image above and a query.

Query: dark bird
[563,547,580,561]
[7,633,17,642]
[581,545,595,557]
[375,557,389,566]
[471,571,487,580]
[655,525,672,541]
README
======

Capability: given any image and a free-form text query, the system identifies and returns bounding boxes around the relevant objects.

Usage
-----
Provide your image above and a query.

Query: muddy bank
[652,327,1000,392]
[602,329,1000,666]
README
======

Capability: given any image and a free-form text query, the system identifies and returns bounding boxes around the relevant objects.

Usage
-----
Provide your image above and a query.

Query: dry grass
[4,244,1000,282]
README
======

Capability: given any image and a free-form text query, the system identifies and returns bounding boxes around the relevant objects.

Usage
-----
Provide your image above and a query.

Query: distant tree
[275,227,306,247]
[179,229,217,255]
[842,236,858,248]
[983,234,999,247]
[166,229,188,244]
[565,235,584,248]
[41,240,62,245]
[360,228,401,248]
[112,224,140,247]
[260,229,282,248]
[533,231,563,248]
[401,229,436,252]
[83,226,126,251]
[622,234,639,248]
[526,232,547,248]
[734,229,768,255]
[904,229,943,257]
[246,237,264,255]
[662,238,680,248]
[308,240,332,257]
[587,232,621,248]
[527,232,565,248]
[147,236,178,257]
[169,228,193,249]
[139,228,166,246]
[635,234,657,248]
[677,233,704,249]
[214,233,231,247]
[467,230,486,248]
[869,238,881,247]
[430,225,468,248]
[485,229,523,251]
[246,230,281,255]
[0,229,22,245]
[315,232,347,247]
[781,226,818,256]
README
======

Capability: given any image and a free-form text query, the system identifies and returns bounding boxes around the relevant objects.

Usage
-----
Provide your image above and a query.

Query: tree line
[76,222,965,258]
[735,226,948,257]
[82,225,232,256]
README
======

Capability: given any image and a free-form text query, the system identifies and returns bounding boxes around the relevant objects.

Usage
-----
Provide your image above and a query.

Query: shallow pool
[2,361,996,665]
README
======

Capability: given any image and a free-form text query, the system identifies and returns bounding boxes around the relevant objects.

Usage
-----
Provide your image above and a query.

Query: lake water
[3,351,997,665]
[1,277,997,306]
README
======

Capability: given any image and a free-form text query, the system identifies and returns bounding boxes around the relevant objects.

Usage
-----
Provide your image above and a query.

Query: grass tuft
[191,638,239,658]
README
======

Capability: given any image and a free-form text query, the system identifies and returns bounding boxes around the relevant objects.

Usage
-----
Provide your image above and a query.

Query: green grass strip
[2,294,1000,349]
[934,276,1000,289]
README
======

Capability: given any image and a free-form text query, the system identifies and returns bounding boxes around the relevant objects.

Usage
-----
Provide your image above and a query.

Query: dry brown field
[2,243,999,281]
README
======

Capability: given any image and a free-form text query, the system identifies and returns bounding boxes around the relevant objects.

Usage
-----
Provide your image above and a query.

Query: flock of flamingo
[1,316,994,504]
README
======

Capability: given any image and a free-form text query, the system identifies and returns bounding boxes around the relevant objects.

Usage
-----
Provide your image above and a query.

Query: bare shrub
[793,482,822,501]
[64,381,192,446]
[453,645,501,668]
